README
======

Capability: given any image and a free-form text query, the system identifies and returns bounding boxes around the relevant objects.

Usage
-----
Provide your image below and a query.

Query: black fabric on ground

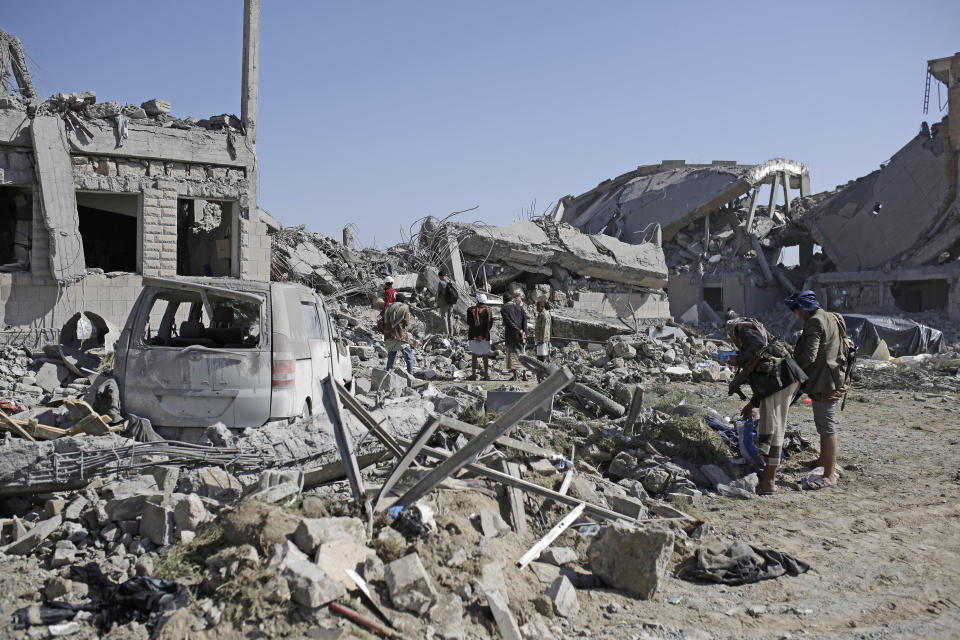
[678,540,810,585]
[13,602,83,628]
[70,563,187,629]
[123,414,164,442]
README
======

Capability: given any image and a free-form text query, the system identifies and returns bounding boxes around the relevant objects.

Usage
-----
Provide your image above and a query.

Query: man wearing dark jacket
[466,293,494,379]
[500,292,528,380]
[727,317,808,495]
[785,290,846,490]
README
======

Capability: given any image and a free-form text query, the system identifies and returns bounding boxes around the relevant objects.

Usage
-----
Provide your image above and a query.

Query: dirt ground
[576,383,960,640]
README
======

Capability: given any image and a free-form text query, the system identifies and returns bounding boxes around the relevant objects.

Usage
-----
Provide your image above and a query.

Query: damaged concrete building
[552,158,811,322]
[799,52,960,319]
[0,18,274,347]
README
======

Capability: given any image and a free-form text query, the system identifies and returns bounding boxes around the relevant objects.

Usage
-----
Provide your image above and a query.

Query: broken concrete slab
[315,538,376,589]
[587,524,674,599]
[477,509,511,538]
[484,589,522,640]
[540,546,578,566]
[2,514,61,555]
[486,391,553,422]
[546,575,580,618]
[293,516,366,556]
[454,219,668,289]
[385,552,438,614]
[269,540,345,608]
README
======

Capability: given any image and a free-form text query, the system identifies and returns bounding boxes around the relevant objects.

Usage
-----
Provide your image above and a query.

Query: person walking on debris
[377,276,397,333]
[436,269,458,336]
[501,291,528,381]
[383,293,415,375]
[785,290,851,490]
[727,317,808,495]
[535,297,552,364]
[466,293,494,380]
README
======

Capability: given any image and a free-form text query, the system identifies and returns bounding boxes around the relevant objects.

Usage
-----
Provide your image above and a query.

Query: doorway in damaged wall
[891,279,949,312]
[176,198,237,277]
[0,185,32,270]
[77,192,140,273]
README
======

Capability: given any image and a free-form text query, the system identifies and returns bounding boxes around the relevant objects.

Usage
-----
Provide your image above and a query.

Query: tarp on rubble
[841,314,944,357]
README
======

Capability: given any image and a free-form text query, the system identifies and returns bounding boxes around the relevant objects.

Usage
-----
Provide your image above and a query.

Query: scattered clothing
[678,540,810,585]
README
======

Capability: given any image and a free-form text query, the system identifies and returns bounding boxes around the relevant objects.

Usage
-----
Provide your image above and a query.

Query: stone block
[540,546,577,566]
[587,525,673,599]
[700,464,732,489]
[370,368,407,393]
[87,101,120,118]
[606,494,648,520]
[484,589,522,640]
[140,500,173,546]
[385,553,438,614]
[2,515,62,555]
[293,516,365,555]
[546,575,579,618]
[172,493,208,531]
[268,540,344,608]
[477,509,511,538]
[314,538,376,589]
[141,98,171,116]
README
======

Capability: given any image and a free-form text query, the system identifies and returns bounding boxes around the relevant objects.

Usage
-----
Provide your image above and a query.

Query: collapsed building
[552,51,960,325]
[800,52,960,319]
[552,158,811,323]
[0,22,274,348]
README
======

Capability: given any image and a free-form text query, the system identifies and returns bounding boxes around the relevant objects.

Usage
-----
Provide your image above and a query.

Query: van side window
[301,302,327,340]
[138,290,261,349]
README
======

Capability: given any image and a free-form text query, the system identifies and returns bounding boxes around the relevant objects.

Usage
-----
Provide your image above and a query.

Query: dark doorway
[703,286,723,313]
[0,185,32,269]
[891,279,949,312]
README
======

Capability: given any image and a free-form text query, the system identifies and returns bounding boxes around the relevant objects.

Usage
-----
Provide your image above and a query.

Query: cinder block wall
[0,149,271,334]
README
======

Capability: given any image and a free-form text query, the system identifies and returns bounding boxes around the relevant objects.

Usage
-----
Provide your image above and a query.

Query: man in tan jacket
[785,290,848,490]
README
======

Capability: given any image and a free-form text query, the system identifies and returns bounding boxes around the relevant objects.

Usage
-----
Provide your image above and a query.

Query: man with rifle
[727,317,808,495]
[785,290,853,490]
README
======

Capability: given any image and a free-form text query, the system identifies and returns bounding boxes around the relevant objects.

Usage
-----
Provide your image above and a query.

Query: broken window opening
[780,244,800,267]
[140,290,261,349]
[176,198,237,277]
[0,185,32,271]
[703,286,723,313]
[890,279,949,313]
[76,192,139,273]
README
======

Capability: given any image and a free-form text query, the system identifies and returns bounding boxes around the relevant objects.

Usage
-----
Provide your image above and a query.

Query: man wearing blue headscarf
[784,290,847,490]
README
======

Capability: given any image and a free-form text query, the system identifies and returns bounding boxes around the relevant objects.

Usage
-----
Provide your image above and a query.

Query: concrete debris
[588,524,674,599]
[546,575,580,618]
[385,552,438,614]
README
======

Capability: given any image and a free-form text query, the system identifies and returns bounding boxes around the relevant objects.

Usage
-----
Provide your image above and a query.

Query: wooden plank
[438,416,557,459]
[500,460,528,539]
[321,377,365,501]
[0,413,34,441]
[394,368,574,508]
[373,418,440,511]
[517,503,586,569]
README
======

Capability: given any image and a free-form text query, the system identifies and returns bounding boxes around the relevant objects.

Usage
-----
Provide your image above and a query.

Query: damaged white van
[114,277,352,439]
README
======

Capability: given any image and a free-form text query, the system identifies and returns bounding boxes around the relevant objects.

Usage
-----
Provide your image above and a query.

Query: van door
[119,278,271,429]
[300,293,334,409]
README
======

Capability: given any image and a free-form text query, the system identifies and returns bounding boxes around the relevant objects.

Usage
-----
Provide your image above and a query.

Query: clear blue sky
[4,1,959,247]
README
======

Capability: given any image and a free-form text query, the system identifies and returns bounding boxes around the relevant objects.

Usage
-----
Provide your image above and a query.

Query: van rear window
[140,290,262,349]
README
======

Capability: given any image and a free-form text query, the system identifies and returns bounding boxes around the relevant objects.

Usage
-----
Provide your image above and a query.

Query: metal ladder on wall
[923,70,931,115]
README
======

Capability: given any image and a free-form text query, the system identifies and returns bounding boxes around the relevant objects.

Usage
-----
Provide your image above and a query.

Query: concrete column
[744,187,760,233]
[950,53,960,150]
[703,212,710,256]
[767,172,780,218]
[241,0,260,145]
[781,171,791,216]
[799,240,814,271]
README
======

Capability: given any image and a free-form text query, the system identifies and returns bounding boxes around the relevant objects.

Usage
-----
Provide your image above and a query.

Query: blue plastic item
[737,417,765,470]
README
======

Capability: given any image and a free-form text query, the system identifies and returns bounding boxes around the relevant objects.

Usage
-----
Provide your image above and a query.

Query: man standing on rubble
[384,293,415,375]
[436,269,457,336]
[727,318,808,495]
[785,290,847,490]
[378,276,397,334]
[466,293,494,380]
[501,291,528,380]
[535,297,552,364]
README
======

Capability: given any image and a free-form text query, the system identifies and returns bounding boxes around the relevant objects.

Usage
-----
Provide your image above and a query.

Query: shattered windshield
[140,289,262,349]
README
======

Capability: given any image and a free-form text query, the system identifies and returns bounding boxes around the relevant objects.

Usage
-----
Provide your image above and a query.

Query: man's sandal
[802,477,838,490]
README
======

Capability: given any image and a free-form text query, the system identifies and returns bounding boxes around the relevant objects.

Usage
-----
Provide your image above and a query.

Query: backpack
[831,312,857,383]
[443,281,459,306]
